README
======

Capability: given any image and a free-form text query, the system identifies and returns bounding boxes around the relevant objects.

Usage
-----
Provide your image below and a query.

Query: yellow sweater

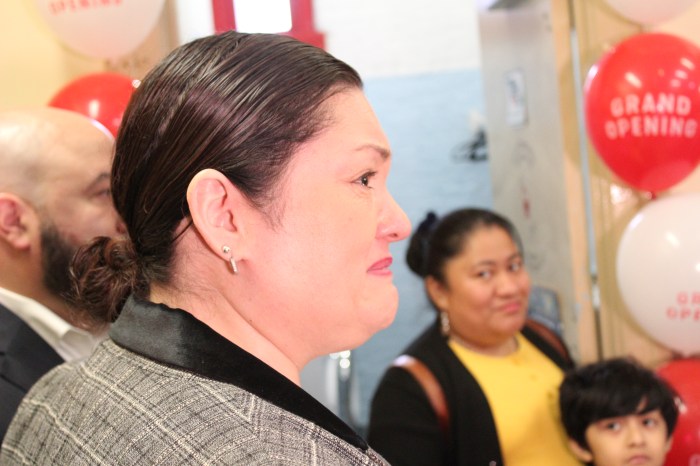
[449,334,581,466]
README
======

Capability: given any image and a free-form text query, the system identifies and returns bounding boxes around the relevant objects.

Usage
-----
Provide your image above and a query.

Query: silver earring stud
[221,245,238,274]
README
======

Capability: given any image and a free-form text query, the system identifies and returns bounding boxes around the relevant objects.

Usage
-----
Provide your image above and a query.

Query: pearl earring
[440,312,450,336]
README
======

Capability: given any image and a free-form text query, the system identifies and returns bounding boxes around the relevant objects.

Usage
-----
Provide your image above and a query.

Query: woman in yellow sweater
[368,208,581,466]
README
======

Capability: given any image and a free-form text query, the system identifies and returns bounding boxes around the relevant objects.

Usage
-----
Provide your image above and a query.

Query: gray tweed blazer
[0,297,387,465]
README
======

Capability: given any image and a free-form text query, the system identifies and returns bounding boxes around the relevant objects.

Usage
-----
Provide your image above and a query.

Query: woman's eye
[357,171,377,188]
[477,270,492,279]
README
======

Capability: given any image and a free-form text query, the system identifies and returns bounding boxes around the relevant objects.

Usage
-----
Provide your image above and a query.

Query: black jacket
[0,303,63,442]
[367,320,573,466]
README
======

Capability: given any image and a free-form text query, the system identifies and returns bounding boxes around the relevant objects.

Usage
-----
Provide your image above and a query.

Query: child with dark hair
[559,357,679,466]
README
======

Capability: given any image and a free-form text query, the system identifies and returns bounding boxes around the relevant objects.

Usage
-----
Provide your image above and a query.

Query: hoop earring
[221,245,238,274]
[440,311,450,336]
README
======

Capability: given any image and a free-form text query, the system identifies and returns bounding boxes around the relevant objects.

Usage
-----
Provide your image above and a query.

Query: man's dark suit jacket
[0,303,63,443]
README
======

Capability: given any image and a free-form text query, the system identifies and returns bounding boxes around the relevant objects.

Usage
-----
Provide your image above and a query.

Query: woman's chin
[503,313,528,336]
[362,290,399,334]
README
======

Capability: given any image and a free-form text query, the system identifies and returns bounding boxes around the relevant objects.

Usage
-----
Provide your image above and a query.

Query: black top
[367,319,574,466]
[110,295,368,450]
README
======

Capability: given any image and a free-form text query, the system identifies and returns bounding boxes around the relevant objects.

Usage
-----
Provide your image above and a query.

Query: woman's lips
[368,257,393,275]
[499,301,524,313]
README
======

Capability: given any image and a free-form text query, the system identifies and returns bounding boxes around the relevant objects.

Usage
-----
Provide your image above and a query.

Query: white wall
[315,0,482,77]
[169,0,482,78]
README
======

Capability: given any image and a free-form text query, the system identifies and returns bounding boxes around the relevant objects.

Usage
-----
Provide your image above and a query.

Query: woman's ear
[425,276,449,312]
[186,169,250,262]
[567,438,593,463]
[0,193,36,250]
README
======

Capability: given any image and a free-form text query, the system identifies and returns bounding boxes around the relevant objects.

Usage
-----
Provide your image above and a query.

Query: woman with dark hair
[367,208,579,466]
[1,31,409,464]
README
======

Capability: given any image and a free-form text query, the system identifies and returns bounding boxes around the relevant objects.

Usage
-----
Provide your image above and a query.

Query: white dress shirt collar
[0,287,106,362]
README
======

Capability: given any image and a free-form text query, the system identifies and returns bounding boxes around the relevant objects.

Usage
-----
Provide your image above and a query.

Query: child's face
[570,409,672,466]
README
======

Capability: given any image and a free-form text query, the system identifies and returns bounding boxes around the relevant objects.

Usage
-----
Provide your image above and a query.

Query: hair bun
[417,211,438,235]
[406,211,439,278]
[68,236,142,330]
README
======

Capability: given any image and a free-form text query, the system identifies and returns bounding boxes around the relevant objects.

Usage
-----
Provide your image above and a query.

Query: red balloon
[657,358,700,466]
[584,33,700,193]
[49,72,137,137]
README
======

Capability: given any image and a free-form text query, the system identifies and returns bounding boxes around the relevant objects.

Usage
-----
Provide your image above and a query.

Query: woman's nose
[379,192,411,242]
[497,271,521,294]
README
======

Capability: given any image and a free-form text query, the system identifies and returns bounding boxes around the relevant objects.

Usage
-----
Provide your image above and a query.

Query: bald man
[0,108,125,441]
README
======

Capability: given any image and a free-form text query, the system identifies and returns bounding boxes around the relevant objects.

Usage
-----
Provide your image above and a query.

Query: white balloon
[34,0,166,59]
[605,0,698,25]
[616,192,700,356]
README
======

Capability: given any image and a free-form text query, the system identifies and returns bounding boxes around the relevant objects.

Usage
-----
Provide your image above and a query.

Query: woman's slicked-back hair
[70,31,362,327]
[406,208,523,284]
